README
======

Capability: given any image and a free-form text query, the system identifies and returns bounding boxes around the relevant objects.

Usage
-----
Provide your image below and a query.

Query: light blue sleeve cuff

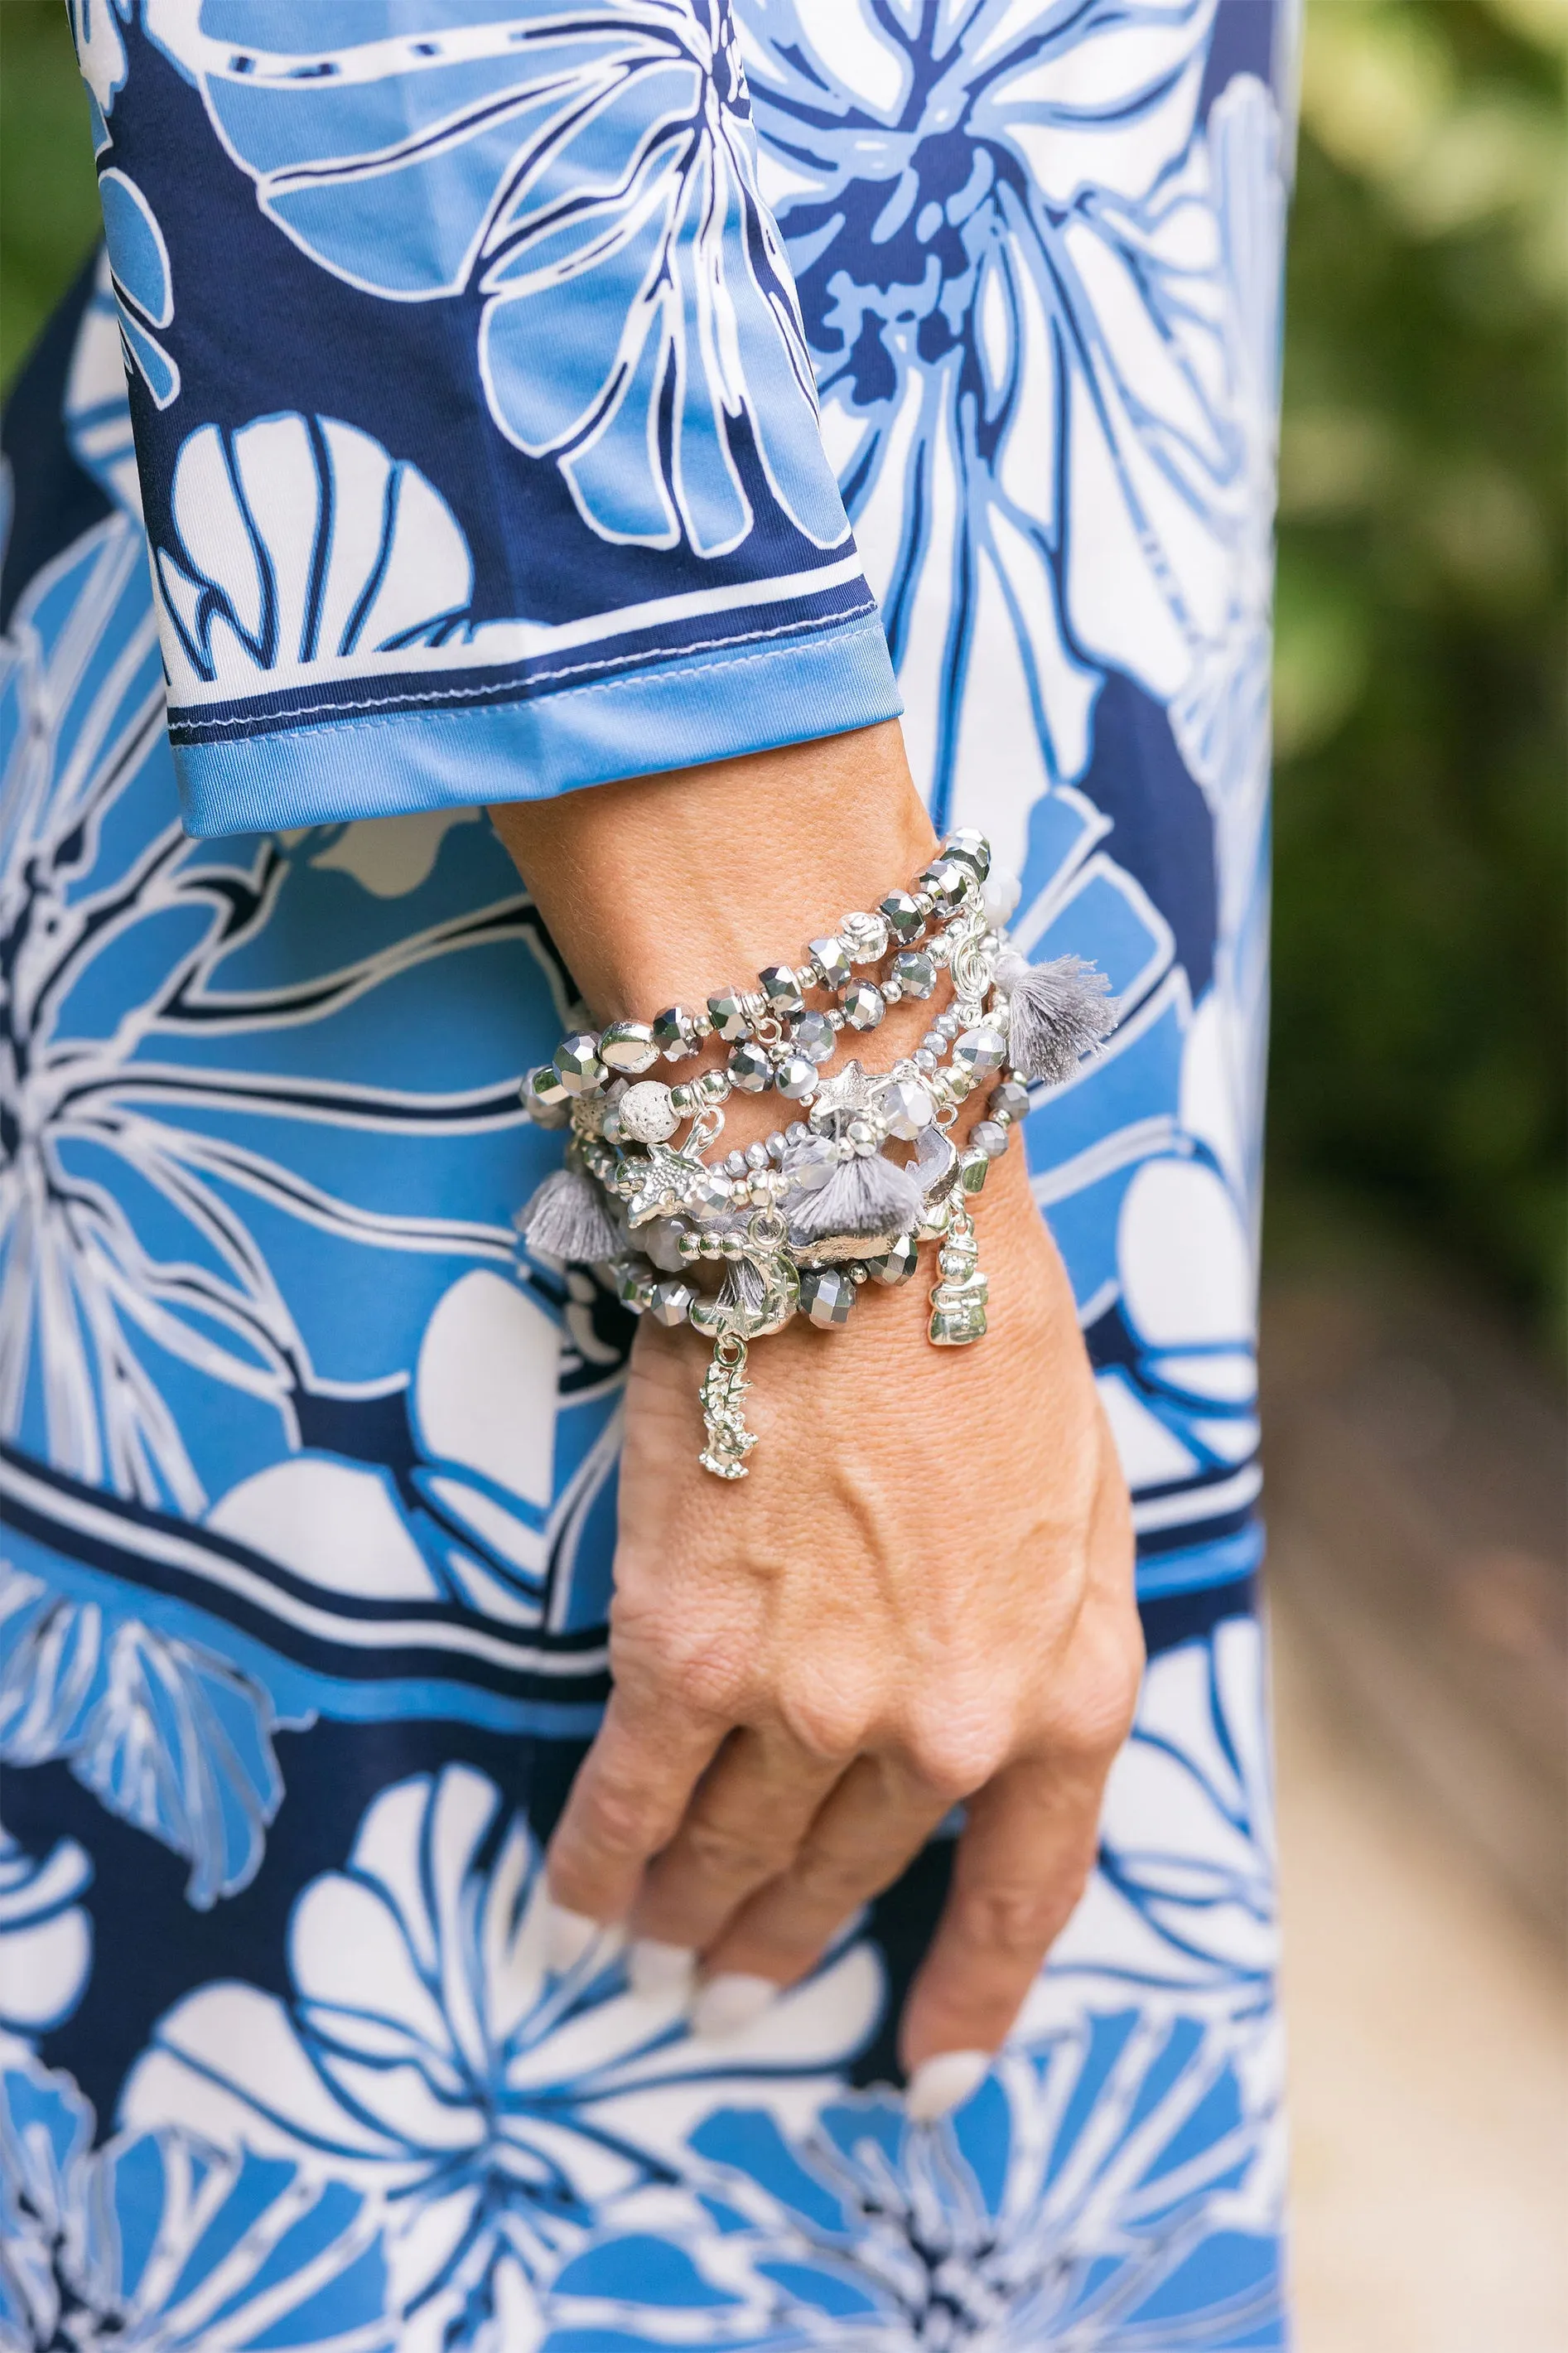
[172,612,902,839]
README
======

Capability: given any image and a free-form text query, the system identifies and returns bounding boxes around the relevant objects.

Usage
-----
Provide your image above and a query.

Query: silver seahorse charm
[698,1331,758,1479]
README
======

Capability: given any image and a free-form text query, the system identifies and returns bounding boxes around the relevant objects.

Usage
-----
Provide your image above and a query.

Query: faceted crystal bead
[728,1041,774,1092]
[652,1005,698,1061]
[879,890,925,943]
[808,935,852,990]
[842,981,885,1032]
[610,1259,655,1312]
[600,1019,658,1074]
[992,1079,1030,1122]
[758,964,805,1018]
[917,858,970,910]
[688,1172,733,1220]
[953,1025,1007,1079]
[707,987,750,1041]
[890,949,936,998]
[776,1054,818,1100]
[618,1080,679,1143]
[866,1232,919,1286]
[554,1032,606,1093]
[971,1119,1010,1159]
[881,1080,934,1138]
[793,1009,837,1064]
[943,828,991,881]
[648,1278,697,1326]
[528,1061,569,1108]
[799,1265,856,1327]
[786,1135,837,1191]
[839,908,890,964]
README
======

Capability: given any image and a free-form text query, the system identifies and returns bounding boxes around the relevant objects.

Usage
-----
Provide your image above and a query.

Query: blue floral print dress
[1,4,1294,2346]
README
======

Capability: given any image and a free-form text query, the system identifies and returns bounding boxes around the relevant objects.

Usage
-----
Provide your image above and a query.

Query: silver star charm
[625,1141,708,1226]
[807,1059,877,1121]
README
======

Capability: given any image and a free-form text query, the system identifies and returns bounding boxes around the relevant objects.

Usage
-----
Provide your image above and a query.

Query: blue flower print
[546,2008,1286,2347]
[0,510,538,1519]
[0,1827,93,2039]
[121,1763,884,2352]
[155,413,475,697]
[144,2,850,559]
[0,2042,393,2353]
[0,1565,282,1909]
[98,167,181,409]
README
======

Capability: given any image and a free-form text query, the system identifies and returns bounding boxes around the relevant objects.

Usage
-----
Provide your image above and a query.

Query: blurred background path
[1262,1230,1566,2351]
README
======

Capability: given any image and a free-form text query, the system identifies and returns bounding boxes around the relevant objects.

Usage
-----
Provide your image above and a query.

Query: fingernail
[692,1972,778,2039]
[905,2050,991,2123]
[628,1939,697,2001]
[545,1904,601,1974]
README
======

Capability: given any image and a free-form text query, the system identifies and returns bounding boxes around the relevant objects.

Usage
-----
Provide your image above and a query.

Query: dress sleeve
[69,1,900,838]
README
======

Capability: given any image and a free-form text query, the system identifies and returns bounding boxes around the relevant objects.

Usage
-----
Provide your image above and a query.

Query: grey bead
[652,1005,698,1061]
[879,890,925,943]
[648,1278,698,1326]
[793,1010,837,1064]
[918,857,971,910]
[528,1061,570,1107]
[953,1025,1008,1078]
[600,1019,659,1074]
[992,1079,1030,1122]
[972,1119,1010,1159]
[842,981,885,1032]
[758,963,805,1017]
[554,1032,606,1094]
[799,1265,856,1327]
[726,1150,747,1176]
[777,1054,818,1099]
[643,1217,691,1272]
[688,1172,733,1220]
[882,1079,935,1138]
[890,949,936,998]
[707,987,750,1042]
[787,1136,837,1191]
[913,1048,938,1075]
[619,1080,679,1143]
[745,1140,770,1170]
[808,935,852,989]
[866,1232,919,1285]
[728,1040,774,1092]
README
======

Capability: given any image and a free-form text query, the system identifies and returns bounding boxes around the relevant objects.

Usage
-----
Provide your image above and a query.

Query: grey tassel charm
[995,951,1117,1085]
[789,1150,924,1260]
[517,1163,622,1263]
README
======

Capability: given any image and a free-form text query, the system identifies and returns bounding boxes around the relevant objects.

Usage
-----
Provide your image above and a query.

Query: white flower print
[0,1829,92,2038]
[121,1762,884,2351]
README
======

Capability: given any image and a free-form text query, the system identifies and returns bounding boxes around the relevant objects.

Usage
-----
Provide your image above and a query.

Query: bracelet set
[517,833,1116,1478]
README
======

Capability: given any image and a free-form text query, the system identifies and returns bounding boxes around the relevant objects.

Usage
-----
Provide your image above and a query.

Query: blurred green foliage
[1274,0,1566,1346]
[2,0,1564,1339]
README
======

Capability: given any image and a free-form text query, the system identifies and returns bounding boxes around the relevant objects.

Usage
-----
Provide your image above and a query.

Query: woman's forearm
[489,721,935,1023]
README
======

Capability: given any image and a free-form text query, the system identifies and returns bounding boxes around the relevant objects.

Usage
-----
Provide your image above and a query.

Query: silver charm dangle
[698,1330,757,1479]
[928,1211,989,1346]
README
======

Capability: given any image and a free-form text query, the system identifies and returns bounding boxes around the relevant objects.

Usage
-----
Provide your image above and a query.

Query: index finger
[547,1684,726,1937]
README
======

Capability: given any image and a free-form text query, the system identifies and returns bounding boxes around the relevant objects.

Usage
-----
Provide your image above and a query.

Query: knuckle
[682,1813,788,1889]
[953,1872,1083,1961]
[905,1694,1012,1802]
[613,1606,753,1721]
[792,1843,876,1913]
[777,1677,877,1767]
[581,1779,663,1860]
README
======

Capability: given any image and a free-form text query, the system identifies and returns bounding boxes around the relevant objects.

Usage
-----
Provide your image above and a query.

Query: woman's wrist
[489,721,935,1022]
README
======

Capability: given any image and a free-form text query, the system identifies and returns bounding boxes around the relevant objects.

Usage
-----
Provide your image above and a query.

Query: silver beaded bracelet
[517,833,1117,1477]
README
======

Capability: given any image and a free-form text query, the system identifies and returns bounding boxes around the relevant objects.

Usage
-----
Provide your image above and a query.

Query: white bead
[982,867,1022,927]
[618,1080,678,1143]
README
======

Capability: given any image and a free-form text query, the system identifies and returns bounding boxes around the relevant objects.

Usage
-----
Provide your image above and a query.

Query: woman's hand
[542,1147,1139,2111]
[490,719,1141,2116]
